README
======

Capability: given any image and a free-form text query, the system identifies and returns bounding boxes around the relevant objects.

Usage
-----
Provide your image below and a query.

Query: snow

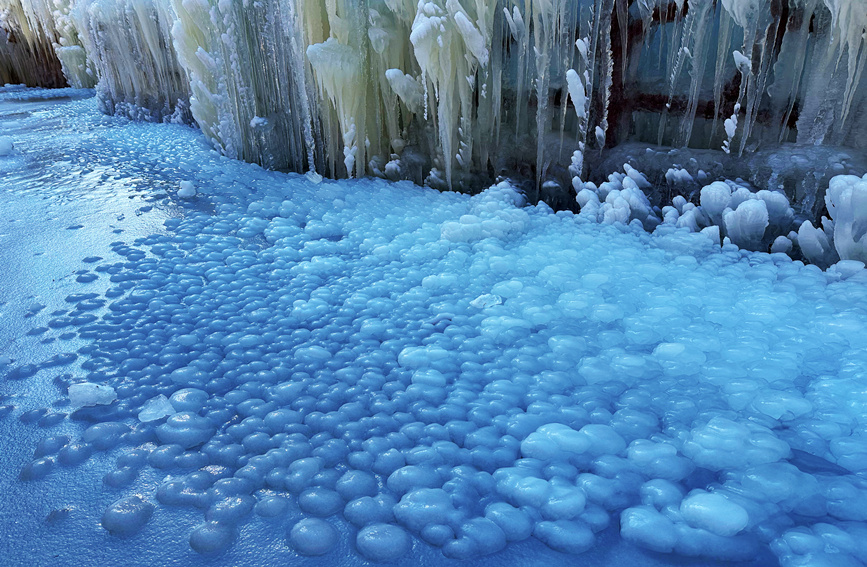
[3,88,867,567]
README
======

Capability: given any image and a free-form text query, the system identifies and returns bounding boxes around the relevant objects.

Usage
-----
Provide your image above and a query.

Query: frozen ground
[1,88,866,567]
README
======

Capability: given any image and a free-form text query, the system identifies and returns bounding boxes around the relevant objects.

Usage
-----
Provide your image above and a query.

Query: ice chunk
[0,136,13,156]
[178,181,196,199]
[68,382,117,407]
[138,394,176,422]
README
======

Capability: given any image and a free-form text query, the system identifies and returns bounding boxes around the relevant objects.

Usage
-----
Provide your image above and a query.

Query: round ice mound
[189,521,234,554]
[356,523,412,562]
[101,495,154,536]
[156,412,214,448]
[680,491,749,537]
[289,518,338,556]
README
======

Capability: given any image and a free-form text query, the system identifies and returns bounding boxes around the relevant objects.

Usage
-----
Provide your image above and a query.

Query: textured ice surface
[3,89,867,567]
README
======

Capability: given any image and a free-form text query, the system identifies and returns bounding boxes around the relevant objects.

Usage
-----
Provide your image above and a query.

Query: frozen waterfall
[1,0,865,195]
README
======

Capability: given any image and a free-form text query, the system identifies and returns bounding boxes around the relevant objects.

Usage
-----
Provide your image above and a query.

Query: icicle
[677,0,715,147]
[615,0,628,81]
[821,0,867,129]
[711,9,734,140]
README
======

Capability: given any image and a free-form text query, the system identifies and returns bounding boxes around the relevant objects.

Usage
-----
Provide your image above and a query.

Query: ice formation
[1,0,865,194]
[4,88,867,567]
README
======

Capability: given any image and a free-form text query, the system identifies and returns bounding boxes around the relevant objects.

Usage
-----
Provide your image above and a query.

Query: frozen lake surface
[1,88,866,567]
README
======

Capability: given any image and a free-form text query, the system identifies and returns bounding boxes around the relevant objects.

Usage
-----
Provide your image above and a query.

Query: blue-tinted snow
[2,88,867,567]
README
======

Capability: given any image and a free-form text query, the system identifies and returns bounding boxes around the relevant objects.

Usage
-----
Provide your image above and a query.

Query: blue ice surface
[1,87,867,567]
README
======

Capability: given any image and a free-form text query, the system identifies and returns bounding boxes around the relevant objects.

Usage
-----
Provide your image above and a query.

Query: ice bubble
[68,382,117,407]
[57,442,93,466]
[484,502,533,541]
[189,521,235,554]
[387,465,441,495]
[344,494,397,527]
[0,136,13,156]
[356,523,412,562]
[169,388,209,412]
[178,181,196,198]
[393,489,456,532]
[169,367,208,387]
[255,496,289,517]
[682,417,789,470]
[298,487,343,517]
[533,520,594,554]
[206,496,255,524]
[620,506,678,553]
[639,479,684,509]
[156,412,214,448]
[82,422,130,450]
[289,518,339,556]
[335,470,378,500]
[680,491,749,537]
[101,496,154,537]
[19,457,53,480]
[444,518,507,559]
[138,394,176,422]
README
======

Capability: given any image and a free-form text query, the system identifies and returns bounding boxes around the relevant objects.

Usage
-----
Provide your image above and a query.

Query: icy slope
[2,90,867,567]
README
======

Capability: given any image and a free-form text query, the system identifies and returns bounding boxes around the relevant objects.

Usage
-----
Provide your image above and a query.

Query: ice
[101,495,155,537]
[68,381,116,407]
[0,135,12,155]
[723,199,768,251]
[824,174,867,263]
[177,180,196,198]
[155,412,214,448]
[7,88,867,567]
[138,394,176,422]
[680,491,749,537]
[356,523,412,562]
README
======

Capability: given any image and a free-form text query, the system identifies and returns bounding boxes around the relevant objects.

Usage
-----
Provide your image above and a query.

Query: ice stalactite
[74,0,188,121]
[822,0,867,128]
[0,0,865,208]
[409,0,496,189]
[172,0,318,171]
[710,9,734,140]
[0,0,67,87]
[18,0,94,87]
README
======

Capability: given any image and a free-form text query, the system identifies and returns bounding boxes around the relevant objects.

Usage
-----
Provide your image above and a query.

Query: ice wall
[0,0,69,87]
[72,0,189,121]
[1,0,865,196]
